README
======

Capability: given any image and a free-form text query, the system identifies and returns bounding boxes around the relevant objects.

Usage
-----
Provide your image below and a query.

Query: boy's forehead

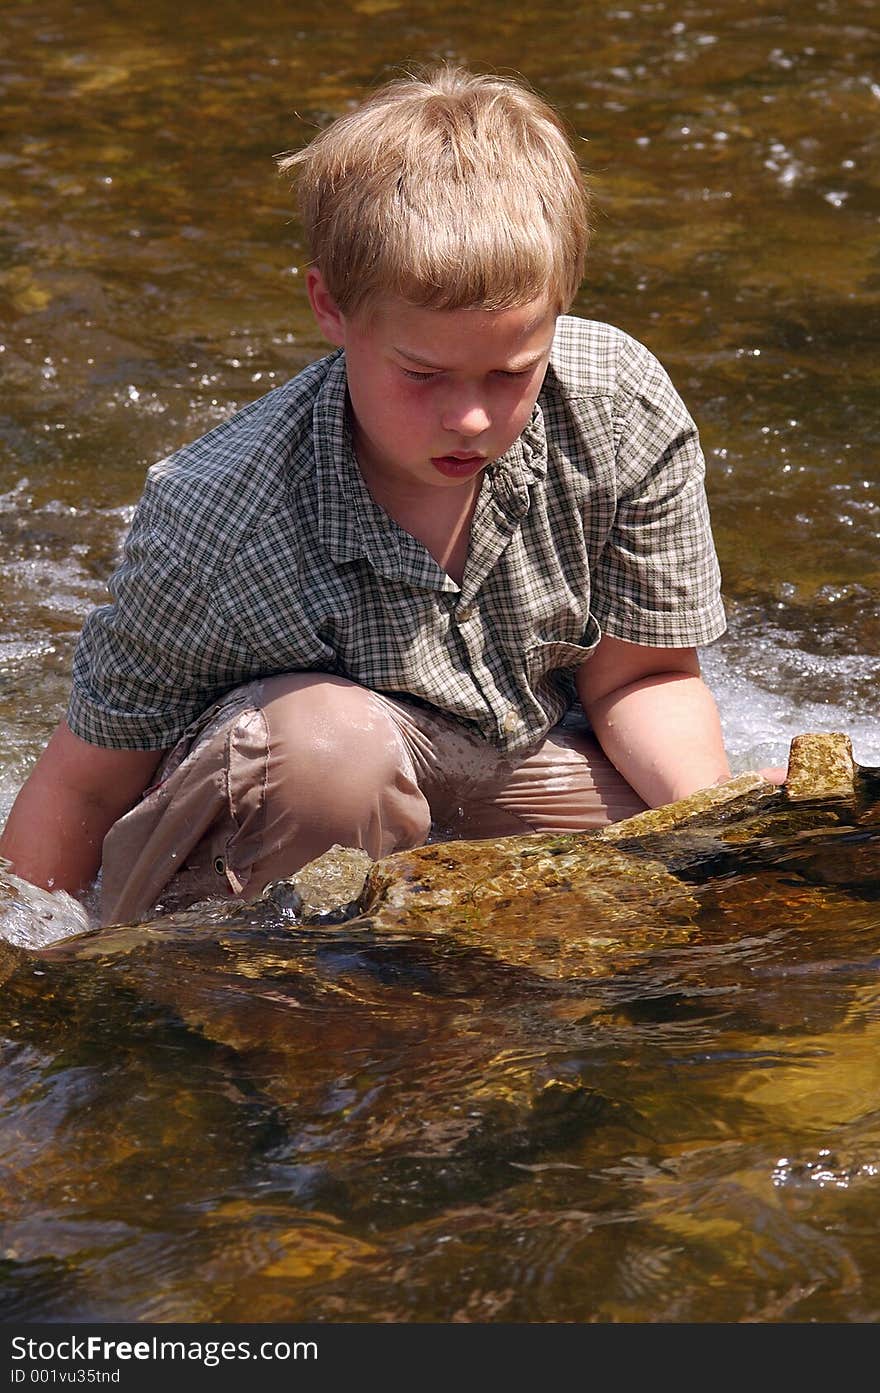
[360,294,558,357]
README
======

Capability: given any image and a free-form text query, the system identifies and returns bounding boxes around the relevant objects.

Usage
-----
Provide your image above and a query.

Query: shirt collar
[485,399,547,518]
[313,351,381,565]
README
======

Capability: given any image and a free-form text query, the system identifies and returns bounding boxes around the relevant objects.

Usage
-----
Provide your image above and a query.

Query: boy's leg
[434,706,649,841]
[98,674,433,925]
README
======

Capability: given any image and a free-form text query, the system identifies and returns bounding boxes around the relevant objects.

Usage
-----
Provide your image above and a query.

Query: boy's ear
[306,268,346,347]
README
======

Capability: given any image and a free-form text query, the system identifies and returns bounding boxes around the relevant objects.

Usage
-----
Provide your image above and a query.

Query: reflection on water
[1,0,879,1324]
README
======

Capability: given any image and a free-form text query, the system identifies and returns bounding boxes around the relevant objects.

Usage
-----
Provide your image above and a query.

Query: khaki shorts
[99,674,647,926]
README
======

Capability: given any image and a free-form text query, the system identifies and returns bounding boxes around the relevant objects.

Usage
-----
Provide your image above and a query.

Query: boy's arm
[576,634,730,807]
[0,721,165,897]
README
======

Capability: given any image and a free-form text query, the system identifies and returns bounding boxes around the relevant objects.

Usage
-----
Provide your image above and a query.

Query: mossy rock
[784,732,856,801]
[358,834,699,978]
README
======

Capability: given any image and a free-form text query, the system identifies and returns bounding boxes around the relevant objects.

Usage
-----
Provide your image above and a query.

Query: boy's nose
[440,400,491,437]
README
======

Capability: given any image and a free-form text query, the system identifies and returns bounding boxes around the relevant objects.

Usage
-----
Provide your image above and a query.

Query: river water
[0,0,878,1325]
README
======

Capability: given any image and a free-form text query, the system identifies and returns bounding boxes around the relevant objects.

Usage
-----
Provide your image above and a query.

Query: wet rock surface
[260,845,374,922]
[783,732,857,802]
[357,836,700,979]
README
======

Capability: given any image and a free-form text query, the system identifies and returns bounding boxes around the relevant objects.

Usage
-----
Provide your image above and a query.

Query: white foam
[701,642,880,773]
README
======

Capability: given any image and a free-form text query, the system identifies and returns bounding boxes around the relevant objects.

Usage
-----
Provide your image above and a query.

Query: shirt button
[457,602,475,622]
[501,709,520,733]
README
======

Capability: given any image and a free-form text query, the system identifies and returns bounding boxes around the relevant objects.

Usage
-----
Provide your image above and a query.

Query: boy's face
[307,270,558,497]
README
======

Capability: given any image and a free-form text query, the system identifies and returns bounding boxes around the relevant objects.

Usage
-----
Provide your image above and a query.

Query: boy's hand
[576,634,731,808]
[757,765,787,785]
[712,766,787,787]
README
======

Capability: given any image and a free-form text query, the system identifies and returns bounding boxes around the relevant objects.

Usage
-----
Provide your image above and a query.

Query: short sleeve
[66,497,262,749]
[590,342,727,647]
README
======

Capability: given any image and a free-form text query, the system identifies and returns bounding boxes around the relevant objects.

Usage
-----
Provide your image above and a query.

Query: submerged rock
[0,732,872,1109]
[0,933,24,988]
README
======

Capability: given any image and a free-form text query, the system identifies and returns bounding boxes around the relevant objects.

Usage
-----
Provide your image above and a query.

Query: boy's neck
[355,453,481,587]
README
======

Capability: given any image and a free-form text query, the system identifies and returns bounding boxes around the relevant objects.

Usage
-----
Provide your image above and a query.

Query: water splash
[0,863,95,948]
[701,642,880,774]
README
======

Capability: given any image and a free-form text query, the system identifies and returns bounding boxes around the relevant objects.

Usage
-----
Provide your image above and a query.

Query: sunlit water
[1,0,878,1325]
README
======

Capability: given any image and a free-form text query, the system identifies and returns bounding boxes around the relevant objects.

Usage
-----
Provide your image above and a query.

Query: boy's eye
[400,367,530,381]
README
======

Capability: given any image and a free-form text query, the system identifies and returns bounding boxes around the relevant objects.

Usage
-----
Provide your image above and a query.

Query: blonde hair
[277,64,591,319]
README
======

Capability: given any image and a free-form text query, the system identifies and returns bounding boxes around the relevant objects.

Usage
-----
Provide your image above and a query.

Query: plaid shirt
[67,316,726,757]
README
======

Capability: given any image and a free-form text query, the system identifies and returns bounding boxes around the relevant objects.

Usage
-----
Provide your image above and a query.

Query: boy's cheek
[512,386,543,430]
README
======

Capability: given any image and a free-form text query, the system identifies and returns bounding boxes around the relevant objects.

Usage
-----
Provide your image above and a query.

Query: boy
[0,64,739,926]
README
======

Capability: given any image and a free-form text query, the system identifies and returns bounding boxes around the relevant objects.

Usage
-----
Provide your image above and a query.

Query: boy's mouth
[430,453,487,479]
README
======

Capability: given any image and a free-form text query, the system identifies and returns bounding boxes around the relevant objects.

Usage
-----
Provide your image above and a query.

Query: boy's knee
[246,674,431,860]
[260,674,412,791]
